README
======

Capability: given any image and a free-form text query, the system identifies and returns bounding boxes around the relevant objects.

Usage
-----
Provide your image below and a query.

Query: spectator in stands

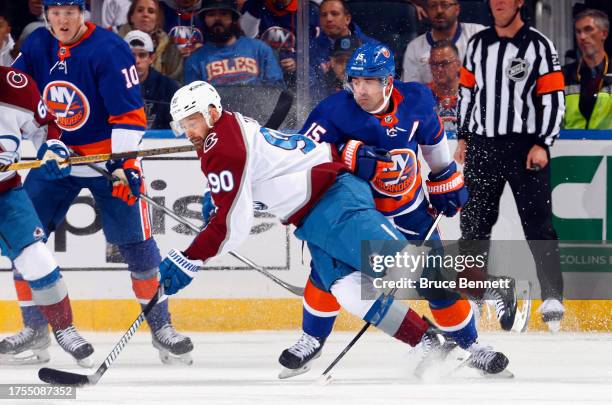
[311,0,377,79]
[118,0,184,82]
[402,0,484,84]
[428,40,461,134]
[102,0,132,31]
[184,0,284,87]
[563,9,611,129]
[160,0,205,58]
[0,8,14,67]
[125,30,179,130]
[315,34,361,101]
[240,0,319,87]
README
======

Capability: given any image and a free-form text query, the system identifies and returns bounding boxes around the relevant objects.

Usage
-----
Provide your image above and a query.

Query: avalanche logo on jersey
[42,81,90,131]
[371,148,419,197]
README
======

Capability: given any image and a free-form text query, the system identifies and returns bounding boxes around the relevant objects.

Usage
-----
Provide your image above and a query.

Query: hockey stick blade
[38,288,162,386]
[38,367,92,387]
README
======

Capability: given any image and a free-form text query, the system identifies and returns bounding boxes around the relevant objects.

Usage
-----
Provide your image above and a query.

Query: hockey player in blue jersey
[278,43,514,378]
[0,66,94,367]
[7,0,193,365]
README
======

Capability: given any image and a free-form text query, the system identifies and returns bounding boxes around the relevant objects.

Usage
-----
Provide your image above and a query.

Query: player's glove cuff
[165,249,200,278]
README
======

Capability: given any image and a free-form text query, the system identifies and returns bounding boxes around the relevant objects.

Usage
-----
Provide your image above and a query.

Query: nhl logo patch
[506,57,530,81]
[384,115,393,124]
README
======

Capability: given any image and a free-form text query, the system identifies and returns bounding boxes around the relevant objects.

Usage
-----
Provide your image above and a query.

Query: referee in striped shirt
[455,0,565,331]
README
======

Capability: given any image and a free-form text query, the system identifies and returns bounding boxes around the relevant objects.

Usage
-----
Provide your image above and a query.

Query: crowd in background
[0,0,608,131]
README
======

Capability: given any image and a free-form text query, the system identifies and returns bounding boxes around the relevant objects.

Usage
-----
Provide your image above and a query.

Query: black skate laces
[54,326,89,352]
[287,334,320,358]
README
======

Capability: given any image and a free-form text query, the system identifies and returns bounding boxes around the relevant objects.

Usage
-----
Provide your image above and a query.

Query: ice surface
[0,331,611,405]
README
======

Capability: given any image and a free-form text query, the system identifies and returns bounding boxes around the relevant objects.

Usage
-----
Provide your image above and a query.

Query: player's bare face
[180,113,208,149]
[351,77,386,112]
[131,0,158,34]
[320,1,351,39]
[46,6,84,44]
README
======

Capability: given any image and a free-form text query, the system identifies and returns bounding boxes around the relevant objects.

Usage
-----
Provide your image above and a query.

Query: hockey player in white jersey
[157,81,470,375]
[0,66,94,366]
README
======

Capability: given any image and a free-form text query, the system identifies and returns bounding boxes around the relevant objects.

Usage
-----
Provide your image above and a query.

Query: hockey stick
[38,287,164,386]
[0,144,196,172]
[84,162,305,297]
[317,213,444,384]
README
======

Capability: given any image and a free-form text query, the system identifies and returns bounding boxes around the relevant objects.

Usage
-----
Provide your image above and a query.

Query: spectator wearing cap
[312,34,361,103]
[125,30,180,129]
[402,0,484,84]
[0,8,15,67]
[311,0,378,79]
[118,0,184,82]
[184,0,284,87]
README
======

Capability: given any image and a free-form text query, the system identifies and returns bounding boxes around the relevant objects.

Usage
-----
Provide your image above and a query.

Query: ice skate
[484,276,531,332]
[414,327,469,380]
[53,325,95,368]
[466,342,512,378]
[152,324,194,365]
[278,333,325,379]
[537,298,564,332]
[0,326,51,365]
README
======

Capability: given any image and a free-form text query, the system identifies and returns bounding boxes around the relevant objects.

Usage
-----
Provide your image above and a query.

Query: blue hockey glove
[36,139,71,179]
[426,161,468,217]
[339,139,393,181]
[201,191,216,226]
[159,249,200,295]
[106,158,142,205]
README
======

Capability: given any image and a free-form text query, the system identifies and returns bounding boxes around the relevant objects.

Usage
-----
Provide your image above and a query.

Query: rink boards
[1,134,612,332]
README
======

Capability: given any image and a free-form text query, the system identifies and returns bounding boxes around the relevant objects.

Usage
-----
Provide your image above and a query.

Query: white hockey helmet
[170,81,222,135]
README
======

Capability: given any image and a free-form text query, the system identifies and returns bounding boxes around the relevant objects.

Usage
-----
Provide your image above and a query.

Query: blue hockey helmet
[42,0,85,8]
[346,43,395,80]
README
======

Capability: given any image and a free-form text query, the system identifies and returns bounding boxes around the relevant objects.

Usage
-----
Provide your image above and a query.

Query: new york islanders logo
[43,81,90,131]
[371,148,419,197]
[169,26,204,49]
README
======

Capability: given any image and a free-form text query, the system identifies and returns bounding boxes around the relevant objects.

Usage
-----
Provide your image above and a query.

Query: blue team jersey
[301,81,444,216]
[13,23,146,155]
[183,36,284,87]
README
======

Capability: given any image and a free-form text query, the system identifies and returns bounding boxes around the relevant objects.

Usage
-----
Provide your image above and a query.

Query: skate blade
[479,368,515,379]
[415,345,471,381]
[0,349,50,366]
[545,320,561,333]
[511,281,532,333]
[76,354,95,368]
[158,349,194,366]
[278,363,313,379]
